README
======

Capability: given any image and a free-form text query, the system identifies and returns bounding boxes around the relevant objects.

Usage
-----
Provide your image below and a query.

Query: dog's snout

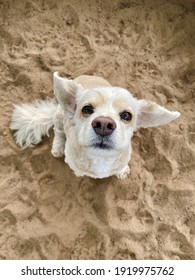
[92,117,116,137]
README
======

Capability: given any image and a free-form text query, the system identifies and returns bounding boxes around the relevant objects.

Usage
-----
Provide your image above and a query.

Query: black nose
[92,117,116,137]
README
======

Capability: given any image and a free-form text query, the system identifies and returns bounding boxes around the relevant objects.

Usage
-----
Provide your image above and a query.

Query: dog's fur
[10,72,180,179]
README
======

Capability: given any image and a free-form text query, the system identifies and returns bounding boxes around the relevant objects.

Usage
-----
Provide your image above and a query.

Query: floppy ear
[136,99,180,129]
[53,72,81,116]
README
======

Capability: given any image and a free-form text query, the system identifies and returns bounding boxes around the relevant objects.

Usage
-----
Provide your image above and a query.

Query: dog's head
[54,72,180,152]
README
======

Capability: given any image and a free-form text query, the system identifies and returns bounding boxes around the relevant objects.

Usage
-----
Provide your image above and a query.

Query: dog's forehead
[78,86,138,112]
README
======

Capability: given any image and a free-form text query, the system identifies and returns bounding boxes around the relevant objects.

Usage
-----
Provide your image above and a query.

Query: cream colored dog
[10,72,180,179]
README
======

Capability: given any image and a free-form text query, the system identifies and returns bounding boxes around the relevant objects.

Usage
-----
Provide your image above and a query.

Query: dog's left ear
[136,99,180,129]
[53,72,82,116]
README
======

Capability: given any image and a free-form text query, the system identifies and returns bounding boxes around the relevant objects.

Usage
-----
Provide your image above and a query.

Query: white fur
[10,100,57,147]
[10,72,180,179]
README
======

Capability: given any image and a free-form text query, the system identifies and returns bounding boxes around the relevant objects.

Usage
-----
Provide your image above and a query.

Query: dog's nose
[92,117,116,137]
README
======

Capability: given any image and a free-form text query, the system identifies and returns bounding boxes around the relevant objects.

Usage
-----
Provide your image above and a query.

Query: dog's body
[10,73,180,179]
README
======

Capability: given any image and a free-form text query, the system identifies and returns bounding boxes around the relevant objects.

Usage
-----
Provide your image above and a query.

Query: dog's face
[74,87,138,151]
[54,72,180,153]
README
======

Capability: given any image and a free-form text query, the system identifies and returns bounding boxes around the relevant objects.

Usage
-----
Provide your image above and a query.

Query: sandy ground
[0,0,195,260]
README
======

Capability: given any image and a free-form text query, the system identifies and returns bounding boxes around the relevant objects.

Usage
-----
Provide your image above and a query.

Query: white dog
[10,72,180,179]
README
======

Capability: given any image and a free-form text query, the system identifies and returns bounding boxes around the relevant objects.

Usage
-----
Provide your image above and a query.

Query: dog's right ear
[53,72,81,116]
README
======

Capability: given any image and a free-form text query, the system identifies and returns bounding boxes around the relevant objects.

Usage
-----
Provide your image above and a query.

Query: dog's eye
[120,111,132,121]
[82,105,94,116]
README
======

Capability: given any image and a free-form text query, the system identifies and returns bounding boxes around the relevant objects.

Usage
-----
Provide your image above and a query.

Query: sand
[0,0,195,260]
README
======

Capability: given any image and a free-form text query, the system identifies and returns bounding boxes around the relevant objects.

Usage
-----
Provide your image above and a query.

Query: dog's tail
[10,100,58,148]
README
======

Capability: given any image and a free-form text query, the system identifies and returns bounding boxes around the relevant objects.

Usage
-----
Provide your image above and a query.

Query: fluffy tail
[10,100,58,148]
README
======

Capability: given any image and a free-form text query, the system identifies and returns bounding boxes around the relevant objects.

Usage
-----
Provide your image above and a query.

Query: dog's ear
[53,72,81,116]
[136,99,180,129]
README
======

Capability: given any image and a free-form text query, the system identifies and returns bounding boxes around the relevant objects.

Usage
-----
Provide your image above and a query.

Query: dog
[10,72,180,179]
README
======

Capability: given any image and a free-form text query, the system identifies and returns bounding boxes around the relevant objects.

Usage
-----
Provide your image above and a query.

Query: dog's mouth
[91,137,114,150]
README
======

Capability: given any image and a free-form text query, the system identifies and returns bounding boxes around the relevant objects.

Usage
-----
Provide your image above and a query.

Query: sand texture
[0,0,195,260]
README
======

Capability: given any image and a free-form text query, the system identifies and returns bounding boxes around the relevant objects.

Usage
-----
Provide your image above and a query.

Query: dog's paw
[117,166,130,179]
[51,147,64,158]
